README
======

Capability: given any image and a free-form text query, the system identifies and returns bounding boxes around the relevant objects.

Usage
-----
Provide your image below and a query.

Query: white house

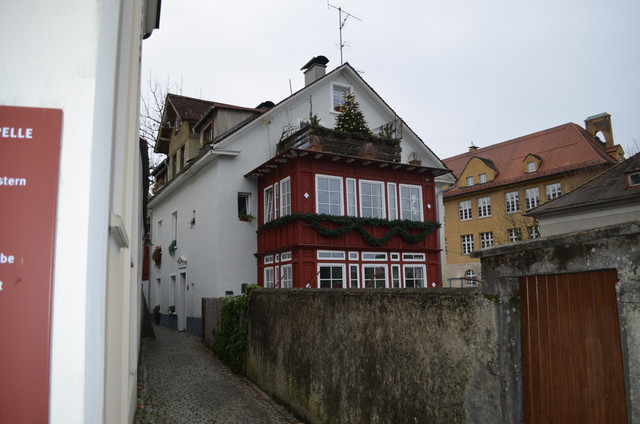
[148,57,453,334]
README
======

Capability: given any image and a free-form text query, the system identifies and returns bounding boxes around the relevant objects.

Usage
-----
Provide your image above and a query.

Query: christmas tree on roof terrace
[334,91,371,135]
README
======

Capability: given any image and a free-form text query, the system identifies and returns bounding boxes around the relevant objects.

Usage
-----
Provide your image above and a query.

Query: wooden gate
[520,270,628,423]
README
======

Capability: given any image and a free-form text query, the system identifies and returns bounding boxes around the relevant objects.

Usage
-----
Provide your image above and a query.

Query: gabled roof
[528,152,640,217]
[211,62,449,174]
[166,93,217,122]
[442,122,617,197]
[166,93,262,123]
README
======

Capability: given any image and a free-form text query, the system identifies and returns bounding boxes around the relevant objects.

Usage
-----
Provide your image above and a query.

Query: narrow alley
[135,324,301,424]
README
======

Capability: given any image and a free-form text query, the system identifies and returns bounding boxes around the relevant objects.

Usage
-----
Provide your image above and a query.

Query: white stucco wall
[0,1,148,422]
[538,203,640,237]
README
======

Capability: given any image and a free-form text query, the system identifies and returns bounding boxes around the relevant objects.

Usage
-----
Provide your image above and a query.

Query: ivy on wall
[259,213,440,246]
[212,285,258,373]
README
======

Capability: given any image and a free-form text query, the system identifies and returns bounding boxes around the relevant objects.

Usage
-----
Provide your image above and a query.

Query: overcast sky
[141,0,640,159]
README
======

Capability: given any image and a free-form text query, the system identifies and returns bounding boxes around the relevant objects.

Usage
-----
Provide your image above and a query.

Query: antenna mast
[327,2,361,65]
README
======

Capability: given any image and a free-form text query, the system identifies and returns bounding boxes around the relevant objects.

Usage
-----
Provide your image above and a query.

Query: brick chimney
[584,112,615,147]
[301,56,329,86]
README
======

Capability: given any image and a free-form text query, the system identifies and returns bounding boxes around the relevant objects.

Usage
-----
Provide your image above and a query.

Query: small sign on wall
[0,105,62,422]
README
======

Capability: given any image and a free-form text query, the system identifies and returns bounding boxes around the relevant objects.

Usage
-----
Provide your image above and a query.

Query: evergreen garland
[260,213,440,246]
[334,91,371,135]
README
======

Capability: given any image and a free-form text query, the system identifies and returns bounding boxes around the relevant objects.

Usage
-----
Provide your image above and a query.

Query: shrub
[212,285,258,373]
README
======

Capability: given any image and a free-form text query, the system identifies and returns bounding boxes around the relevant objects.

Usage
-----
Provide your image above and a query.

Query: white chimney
[301,56,330,86]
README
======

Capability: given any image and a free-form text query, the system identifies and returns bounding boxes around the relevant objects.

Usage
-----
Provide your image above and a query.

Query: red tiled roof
[442,123,617,197]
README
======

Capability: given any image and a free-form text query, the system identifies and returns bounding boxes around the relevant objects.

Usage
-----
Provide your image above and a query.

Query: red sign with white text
[0,105,62,422]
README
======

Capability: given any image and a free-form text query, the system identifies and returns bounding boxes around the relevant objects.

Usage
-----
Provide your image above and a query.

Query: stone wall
[246,288,502,424]
[474,221,640,423]
[201,297,224,349]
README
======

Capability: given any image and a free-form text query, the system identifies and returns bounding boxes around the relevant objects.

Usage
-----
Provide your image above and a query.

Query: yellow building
[442,114,624,285]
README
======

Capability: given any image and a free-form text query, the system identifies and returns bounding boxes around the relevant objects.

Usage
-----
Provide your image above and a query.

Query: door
[177,272,186,331]
[520,270,627,423]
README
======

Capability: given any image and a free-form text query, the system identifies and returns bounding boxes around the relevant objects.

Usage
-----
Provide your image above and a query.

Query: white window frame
[403,264,426,288]
[280,177,291,216]
[508,228,522,243]
[362,264,388,288]
[390,252,400,261]
[273,182,279,219]
[459,200,472,221]
[281,251,292,262]
[480,232,493,248]
[349,264,359,289]
[359,179,386,219]
[399,184,423,222]
[528,226,540,239]
[331,82,351,113]
[466,176,474,186]
[402,253,425,261]
[238,192,251,218]
[280,264,292,288]
[318,264,345,288]
[264,186,274,223]
[628,171,640,187]
[477,196,491,218]
[525,187,540,210]
[348,251,359,261]
[264,255,274,264]
[387,183,398,220]
[346,178,357,217]
[362,252,387,261]
[264,267,274,288]
[462,234,474,254]
[316,174,344,216]
[479,173,487,184]
[391,264,401,288]
[505,191,520,214]
[317,250,346,260]
[545,182,562,201]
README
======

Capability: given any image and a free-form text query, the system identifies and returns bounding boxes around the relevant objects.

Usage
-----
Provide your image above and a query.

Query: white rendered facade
[0,1,157,422]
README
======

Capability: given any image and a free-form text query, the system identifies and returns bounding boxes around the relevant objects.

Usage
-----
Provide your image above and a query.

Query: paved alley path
[135,324,301,424]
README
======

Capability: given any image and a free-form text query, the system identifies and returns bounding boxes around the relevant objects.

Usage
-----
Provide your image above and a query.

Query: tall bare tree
[139,74,183,170]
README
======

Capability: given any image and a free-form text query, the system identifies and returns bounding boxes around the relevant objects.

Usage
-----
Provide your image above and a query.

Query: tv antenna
[327,2,361,65]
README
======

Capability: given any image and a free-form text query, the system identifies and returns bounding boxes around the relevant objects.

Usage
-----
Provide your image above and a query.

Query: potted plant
[239,213,256,223]
[152,246,162,267]
[167,305,175,315]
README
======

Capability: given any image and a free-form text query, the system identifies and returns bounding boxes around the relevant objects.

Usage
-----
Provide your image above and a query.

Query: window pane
[281,179,291,216]
[317,176,343,216]
[400,186,422,221]
[264,187,274,223]
[363,266,386,288]
[388,183,397,220]
[360,181,384,218]
[404,266,425,288]
[347,179,357,216]
[319,265,344,288]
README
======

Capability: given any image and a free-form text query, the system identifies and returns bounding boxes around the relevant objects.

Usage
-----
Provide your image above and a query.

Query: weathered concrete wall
[246,289,502,424]
[202,298,224,350]
[475,221,640,423]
